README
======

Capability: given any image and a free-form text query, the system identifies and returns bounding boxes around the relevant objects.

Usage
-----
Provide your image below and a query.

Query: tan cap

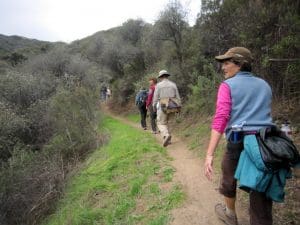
[215,47,253,63]
[158,70,171,78]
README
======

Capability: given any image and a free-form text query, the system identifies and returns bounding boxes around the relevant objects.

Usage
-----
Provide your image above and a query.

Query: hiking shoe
[163,136,171,147]
[215,203,238,225]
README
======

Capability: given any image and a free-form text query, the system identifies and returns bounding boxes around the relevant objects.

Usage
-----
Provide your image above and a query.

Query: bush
[0,48,102,224]
[184,64,221,115]
[47,87,99,160]
[0,150,64,225]
[0,102,27,162]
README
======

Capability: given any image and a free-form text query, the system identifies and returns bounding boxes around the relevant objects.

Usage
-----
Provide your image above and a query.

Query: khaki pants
[157,107,174,137]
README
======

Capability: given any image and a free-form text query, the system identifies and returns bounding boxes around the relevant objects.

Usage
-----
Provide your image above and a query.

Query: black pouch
[256,126,300,169]
[229,130,243,144]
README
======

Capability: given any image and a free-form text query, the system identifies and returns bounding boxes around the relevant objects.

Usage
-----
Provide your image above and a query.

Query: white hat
[158,70,171,78]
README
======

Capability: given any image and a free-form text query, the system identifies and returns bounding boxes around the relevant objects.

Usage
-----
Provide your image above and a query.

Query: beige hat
[215,47,253,63]
[157,70,171,78]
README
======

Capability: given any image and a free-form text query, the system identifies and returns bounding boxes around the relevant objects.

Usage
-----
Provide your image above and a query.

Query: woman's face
[221,60,241,79]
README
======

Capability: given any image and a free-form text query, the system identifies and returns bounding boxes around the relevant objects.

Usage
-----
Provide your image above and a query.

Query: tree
[120,19,146,46]
[2,52,27,66]
[154,0,189,72]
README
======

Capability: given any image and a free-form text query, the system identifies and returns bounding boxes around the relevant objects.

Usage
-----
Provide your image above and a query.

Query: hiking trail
[104,108,249,225]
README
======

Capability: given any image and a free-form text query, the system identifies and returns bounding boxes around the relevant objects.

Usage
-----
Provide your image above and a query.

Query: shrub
[0,49,101,224]
[0,149,64,225]
[47,87,99,160]
[0,102,27,162]
[184,64,221,115]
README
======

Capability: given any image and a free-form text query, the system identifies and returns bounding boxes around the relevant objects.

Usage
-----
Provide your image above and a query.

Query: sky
[0,0,201,43]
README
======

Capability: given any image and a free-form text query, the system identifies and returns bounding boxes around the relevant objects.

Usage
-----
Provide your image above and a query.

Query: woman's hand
[204,129,222,181]
[204,155,214,181]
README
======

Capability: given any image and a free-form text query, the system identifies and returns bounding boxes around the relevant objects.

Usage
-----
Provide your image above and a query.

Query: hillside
[0,34,65,68]
[0,34,63,54]
[0,0,299,224]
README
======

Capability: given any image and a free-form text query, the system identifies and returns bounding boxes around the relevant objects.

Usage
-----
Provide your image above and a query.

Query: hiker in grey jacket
[153,70,181,147]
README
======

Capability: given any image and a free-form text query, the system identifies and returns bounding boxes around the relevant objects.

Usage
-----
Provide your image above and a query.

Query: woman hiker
[146,77,158,134]
[204,47,274,225]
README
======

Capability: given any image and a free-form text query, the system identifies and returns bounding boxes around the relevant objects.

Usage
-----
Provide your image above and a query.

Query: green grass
[162,167,175,182]
[126,113,140,123]
[44,116,183,225]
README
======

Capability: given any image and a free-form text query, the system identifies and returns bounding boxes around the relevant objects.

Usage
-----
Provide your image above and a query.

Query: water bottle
[281,121,292,139]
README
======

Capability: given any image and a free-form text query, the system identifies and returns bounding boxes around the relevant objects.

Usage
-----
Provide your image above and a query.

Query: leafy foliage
[0,0,299,224]
[0,42,100,225]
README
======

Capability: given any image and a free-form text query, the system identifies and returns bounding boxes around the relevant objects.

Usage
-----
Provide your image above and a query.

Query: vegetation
[44,116,183,225]
[70,0,300,123]
[0,0,299,224]
[0,43,101,224]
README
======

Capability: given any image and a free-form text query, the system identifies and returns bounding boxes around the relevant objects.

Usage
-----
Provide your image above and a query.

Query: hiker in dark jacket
[204,47,274,225]
[135,88,148,130]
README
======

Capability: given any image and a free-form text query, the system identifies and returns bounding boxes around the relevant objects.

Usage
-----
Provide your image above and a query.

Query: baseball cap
[215,47,253,63]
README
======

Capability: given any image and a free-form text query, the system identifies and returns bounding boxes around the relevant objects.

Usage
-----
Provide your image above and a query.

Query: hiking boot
[215,203,238,225]
[163,135,171,147]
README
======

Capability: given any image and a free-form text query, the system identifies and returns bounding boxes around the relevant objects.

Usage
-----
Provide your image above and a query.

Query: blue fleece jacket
[234,135,291,202]
[224,72,273,139]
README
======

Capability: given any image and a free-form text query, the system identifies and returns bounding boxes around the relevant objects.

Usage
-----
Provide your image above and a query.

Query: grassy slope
[44,115,184,225]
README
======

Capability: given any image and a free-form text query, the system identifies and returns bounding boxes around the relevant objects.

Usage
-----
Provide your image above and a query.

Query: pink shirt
[211,82,232,133]
[146,84,155,107]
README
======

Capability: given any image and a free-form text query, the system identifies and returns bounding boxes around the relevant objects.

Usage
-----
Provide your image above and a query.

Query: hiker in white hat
[152,70,181,147]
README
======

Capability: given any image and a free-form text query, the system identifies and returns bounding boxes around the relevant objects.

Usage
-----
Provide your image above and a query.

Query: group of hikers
[135,69,181,147]
[100,86,111,101]
[135,47,300,225]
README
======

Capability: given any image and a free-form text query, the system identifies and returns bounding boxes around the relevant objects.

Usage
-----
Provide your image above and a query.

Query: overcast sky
[0,0,201,43]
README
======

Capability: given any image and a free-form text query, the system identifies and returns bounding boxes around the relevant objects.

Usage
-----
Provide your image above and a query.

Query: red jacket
[146,84,156,107]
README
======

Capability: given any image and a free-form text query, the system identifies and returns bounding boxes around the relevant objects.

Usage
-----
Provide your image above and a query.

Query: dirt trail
[164,135,224,225]
[105,108,249,225]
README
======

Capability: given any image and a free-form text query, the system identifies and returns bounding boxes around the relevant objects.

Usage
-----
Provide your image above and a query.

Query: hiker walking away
[204,47,275,225]
[100,86,107,101]
[106,87,112,100]
[146,77,158,134]
[153,70,181,147]
[135,88,148,130]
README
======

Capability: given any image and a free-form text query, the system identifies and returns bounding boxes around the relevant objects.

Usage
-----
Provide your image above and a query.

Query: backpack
[137,91,148,107]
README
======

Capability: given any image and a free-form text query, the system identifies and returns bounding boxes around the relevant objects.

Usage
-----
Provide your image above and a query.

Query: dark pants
[148,105,157,132]
[138,105,147,128]
[219,141,273,225]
